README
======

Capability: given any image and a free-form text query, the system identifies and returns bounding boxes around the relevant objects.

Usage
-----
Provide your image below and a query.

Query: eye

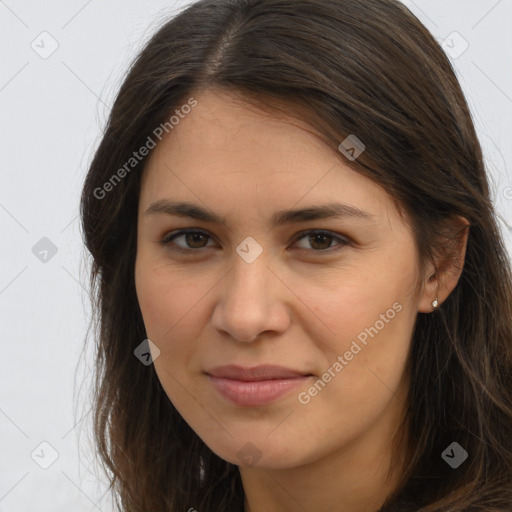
[160,229,215,251]
[293,230,349,253]
[160,229,349,254]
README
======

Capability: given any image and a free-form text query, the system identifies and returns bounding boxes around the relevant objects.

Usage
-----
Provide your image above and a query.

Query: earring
[431,297,439,309]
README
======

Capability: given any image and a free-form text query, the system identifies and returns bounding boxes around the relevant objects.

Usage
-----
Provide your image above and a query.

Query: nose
[210,246,291,343]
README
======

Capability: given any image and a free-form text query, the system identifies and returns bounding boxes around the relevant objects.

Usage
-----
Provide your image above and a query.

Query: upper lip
[206,365,312,381]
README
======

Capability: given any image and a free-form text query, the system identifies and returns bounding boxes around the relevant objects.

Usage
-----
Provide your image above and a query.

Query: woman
[80,0,512,510]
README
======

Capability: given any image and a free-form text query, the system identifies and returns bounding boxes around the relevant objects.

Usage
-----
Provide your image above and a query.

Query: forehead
[144,89,336,174]
[139,89,399,225]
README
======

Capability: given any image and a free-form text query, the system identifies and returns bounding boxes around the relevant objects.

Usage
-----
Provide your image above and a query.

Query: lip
[205,365,313,406]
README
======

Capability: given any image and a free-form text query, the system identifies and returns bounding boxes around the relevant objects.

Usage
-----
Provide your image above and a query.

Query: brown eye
[161,230,215,251]
[294,230,349,253]
[308,232,334,250]
[183,232,209,249]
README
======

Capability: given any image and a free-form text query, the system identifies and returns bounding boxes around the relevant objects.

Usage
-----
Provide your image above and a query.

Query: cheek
[310,254,417,378]
[295,279,414,445]
[135,258,202,341]
[135,260,203,404]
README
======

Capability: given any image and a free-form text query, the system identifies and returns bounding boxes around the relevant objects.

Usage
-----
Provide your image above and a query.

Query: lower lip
[207,375,312,406]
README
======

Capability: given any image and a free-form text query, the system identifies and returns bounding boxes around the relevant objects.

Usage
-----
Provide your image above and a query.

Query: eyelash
[159,229,350,255]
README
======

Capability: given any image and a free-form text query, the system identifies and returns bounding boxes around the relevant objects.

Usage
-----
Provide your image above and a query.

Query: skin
[135,89,468,512]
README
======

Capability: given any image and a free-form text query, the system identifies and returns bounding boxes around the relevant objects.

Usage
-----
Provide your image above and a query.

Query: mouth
[205,365,314,406]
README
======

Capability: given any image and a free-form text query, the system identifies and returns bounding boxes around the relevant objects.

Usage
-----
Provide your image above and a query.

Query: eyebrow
[144,199,374,227]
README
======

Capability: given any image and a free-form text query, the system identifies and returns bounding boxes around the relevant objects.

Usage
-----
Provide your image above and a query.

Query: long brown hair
[79,0,512,510]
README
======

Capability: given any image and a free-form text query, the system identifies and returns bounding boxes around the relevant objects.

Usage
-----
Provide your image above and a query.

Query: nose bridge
[212,235,289,342]
[228,235,272,306]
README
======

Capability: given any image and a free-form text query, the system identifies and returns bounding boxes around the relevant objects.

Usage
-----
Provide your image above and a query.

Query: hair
[79,0,512,510]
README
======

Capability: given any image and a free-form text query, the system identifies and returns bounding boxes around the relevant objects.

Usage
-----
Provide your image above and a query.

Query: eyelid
[160,228,350,254]
[160,228,217,248]
[290,229,350,251]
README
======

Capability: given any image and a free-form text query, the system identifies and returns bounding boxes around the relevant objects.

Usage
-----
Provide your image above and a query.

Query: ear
[417,215,470,313]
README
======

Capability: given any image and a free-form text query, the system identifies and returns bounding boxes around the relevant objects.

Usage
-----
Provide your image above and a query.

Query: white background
[1,1,511,510]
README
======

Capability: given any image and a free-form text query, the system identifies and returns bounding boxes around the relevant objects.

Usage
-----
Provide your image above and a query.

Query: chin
[198,431,312,469]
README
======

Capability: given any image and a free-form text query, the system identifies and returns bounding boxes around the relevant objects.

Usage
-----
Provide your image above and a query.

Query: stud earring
[431,297,439,309]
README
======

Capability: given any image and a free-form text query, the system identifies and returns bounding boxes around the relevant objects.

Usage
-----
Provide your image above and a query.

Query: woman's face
[135,89,428,470]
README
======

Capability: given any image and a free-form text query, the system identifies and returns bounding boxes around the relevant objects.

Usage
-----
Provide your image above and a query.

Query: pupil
[310,233,331,250]
[187,233,206,248]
